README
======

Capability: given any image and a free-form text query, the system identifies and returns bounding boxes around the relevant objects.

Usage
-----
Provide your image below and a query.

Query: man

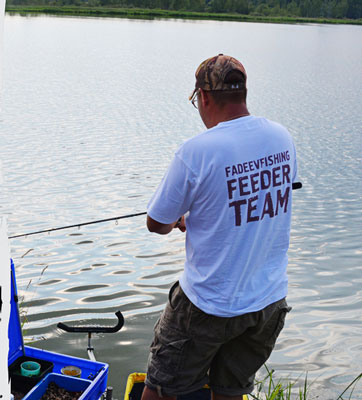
[142,54,298,400]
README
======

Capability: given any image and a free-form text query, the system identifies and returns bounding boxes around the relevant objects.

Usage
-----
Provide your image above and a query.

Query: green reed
[250,365,362,400]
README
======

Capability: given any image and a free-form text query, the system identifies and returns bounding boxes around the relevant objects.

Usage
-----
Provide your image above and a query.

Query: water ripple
[3,16,362,399]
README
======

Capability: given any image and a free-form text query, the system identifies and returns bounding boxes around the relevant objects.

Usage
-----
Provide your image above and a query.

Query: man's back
[151,115,298,316]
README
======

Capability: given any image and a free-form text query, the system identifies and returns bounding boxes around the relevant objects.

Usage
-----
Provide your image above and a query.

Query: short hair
[209,70,247,107]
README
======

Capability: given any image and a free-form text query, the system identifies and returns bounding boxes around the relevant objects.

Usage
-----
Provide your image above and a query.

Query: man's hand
[147,215,186,235]
[174,216,186,233]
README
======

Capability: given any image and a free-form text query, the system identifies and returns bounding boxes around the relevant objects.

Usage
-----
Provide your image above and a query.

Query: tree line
[7,0,362,19]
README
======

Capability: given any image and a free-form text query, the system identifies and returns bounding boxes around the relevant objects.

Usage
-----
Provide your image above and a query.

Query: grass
[5,5,362,25]
[18,263,48,343]
[250,365,362,400]
[337,372,362,400]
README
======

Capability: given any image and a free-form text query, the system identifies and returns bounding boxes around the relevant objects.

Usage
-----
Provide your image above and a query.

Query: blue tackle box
[8,260,109,400]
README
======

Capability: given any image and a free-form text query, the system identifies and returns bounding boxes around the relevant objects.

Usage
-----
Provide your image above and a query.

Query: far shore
[5,5,362,25]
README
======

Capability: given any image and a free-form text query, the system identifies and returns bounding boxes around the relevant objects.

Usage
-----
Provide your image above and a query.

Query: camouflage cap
[189,54,247,101]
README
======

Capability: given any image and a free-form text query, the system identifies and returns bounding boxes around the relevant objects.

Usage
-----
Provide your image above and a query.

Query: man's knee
[141,385,176,400]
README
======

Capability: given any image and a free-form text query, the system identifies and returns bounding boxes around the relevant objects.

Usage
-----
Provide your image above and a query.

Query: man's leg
[143,282,223,399]
[212,393,243,400]
[210,298,291,400]
[141,386,175,400]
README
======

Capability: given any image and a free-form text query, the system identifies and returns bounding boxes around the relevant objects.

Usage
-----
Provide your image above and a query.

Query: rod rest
[57,311,124,333]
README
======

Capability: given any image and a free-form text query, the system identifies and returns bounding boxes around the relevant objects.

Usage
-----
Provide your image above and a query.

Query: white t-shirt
[148,115,298,317]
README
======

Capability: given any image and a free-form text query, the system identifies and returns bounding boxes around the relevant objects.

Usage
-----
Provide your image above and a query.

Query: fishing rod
[8,182,302,240]
[8,212,147,239]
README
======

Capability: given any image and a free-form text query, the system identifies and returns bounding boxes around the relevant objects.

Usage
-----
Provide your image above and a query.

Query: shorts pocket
[150,324,190,373]
[168,281,182,310]
[265,302,291,345]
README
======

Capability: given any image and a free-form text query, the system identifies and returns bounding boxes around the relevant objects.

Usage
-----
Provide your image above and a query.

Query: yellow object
[124,373,248,399]
[124,373,147,400]
[61,365,82,378]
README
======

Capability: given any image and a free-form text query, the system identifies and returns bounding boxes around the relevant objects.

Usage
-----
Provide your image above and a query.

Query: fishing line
[8,183,302,240]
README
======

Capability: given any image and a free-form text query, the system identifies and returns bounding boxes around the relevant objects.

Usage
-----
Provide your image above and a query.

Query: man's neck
[206,103,250,129]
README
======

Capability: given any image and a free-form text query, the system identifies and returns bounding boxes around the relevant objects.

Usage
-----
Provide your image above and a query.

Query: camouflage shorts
[145,281,291,397]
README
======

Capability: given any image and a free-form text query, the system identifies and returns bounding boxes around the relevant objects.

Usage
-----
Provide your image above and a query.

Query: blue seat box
[8,260,109,399]
[24,373,92,400]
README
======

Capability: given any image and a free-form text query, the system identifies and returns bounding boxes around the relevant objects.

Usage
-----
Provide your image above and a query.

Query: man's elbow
[147,222,161,233]
[147,215,169,234]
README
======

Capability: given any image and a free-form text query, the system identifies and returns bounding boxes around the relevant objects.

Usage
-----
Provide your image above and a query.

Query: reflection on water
[2,15,362,398]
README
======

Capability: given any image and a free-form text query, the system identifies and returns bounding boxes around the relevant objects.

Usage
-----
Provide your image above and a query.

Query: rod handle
[292,182,302,190]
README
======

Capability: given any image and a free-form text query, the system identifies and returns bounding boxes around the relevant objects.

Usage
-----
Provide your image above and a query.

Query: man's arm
[147,215,186,235]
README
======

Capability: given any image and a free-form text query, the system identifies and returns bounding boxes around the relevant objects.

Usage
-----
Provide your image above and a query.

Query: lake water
[1,14,362,399]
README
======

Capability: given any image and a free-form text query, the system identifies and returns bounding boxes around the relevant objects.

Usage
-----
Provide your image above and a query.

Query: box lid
[8,259,25,365]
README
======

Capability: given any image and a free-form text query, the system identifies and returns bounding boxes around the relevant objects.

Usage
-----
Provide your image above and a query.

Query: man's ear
[199,88,210,107]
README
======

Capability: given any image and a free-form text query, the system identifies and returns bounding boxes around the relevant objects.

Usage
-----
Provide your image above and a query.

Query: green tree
[347,0,362,18]
[234,0,249,13]
[189,0,205,11]
[209,0,227,12]
[332,0,348,17]
[286,0,300,15]
[254,3,272,14]
[170,0,190,9]
[300,0,323,17]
